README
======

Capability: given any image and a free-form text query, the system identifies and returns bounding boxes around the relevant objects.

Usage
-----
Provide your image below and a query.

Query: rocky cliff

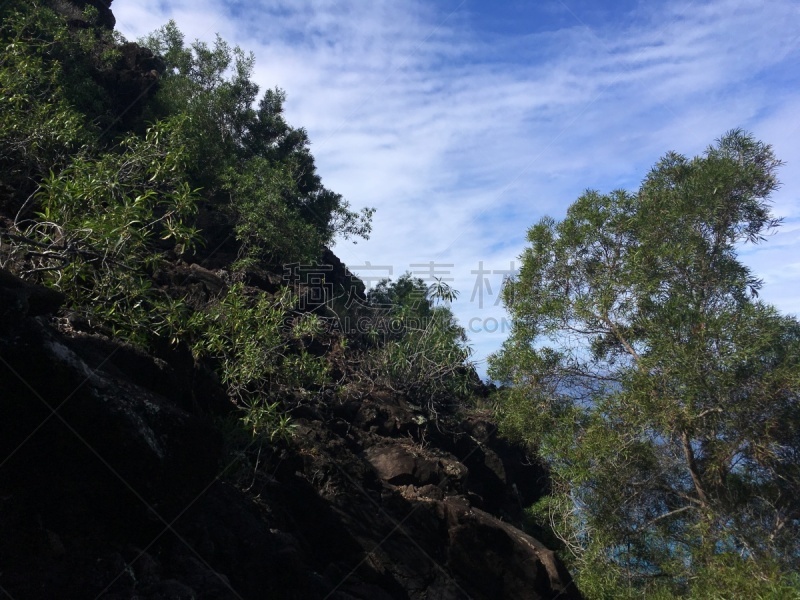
[0,268,581,599]
[0,0,582,596]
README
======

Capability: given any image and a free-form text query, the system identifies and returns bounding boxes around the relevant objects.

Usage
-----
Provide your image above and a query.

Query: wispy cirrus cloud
[113,0,800,375]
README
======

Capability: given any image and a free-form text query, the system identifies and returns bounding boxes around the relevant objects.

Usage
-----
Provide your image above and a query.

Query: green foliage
[221,157,324,266]
[240,402,297,443]
[1,3,369,451]
[0,2,94,202]
[191,283,328,436]
[360,274,474,411]
[571,551,800,599]
[368,310,474,410]
[1,0,129,145]
[140,22,374,263]
[1,2,198,349]
[489,130,800,596]
[140,22,258,188]
[368,273,434,323]
[672,555,800,600]
[3,117,199,343]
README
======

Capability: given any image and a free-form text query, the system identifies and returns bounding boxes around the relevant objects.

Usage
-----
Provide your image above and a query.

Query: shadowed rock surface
[0,268,581,599]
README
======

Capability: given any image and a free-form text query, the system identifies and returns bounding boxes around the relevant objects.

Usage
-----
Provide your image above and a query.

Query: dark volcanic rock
[103,41,164,126]
[61,0,116,29]
[0,267,580,598]
[0,270,224,598]
[0,268,65,322]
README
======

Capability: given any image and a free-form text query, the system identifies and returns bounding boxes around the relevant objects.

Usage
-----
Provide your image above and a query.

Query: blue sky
[114,0,800,377]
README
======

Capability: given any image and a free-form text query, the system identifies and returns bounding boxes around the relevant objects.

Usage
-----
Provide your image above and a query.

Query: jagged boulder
[282,391,581,599]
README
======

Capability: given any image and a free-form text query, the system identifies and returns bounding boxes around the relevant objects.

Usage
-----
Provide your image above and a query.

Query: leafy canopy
[489,130,800,597]
[140,21,374,264]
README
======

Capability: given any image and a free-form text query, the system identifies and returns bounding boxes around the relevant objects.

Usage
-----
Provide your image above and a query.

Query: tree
[140,22,258,188]
[140,22,374,263]
[488,130,800,597]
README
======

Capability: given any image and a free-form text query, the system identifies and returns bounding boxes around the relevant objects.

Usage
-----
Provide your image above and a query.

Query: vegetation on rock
[5,2,797,598]
[1,4,579,600]
[359,273,475,412]
[139,20,375,266]
[0,0,475,455]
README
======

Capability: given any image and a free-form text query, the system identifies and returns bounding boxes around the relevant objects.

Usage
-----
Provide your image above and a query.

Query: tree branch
[681,430,710,508]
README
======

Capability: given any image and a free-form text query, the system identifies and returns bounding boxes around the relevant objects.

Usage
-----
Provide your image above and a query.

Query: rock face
[102,41,164,128]
[60,0,116,29]
[0,268,582,599]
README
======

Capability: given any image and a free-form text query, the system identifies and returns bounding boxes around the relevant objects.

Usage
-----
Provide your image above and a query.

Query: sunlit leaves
[489,131,800,596]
